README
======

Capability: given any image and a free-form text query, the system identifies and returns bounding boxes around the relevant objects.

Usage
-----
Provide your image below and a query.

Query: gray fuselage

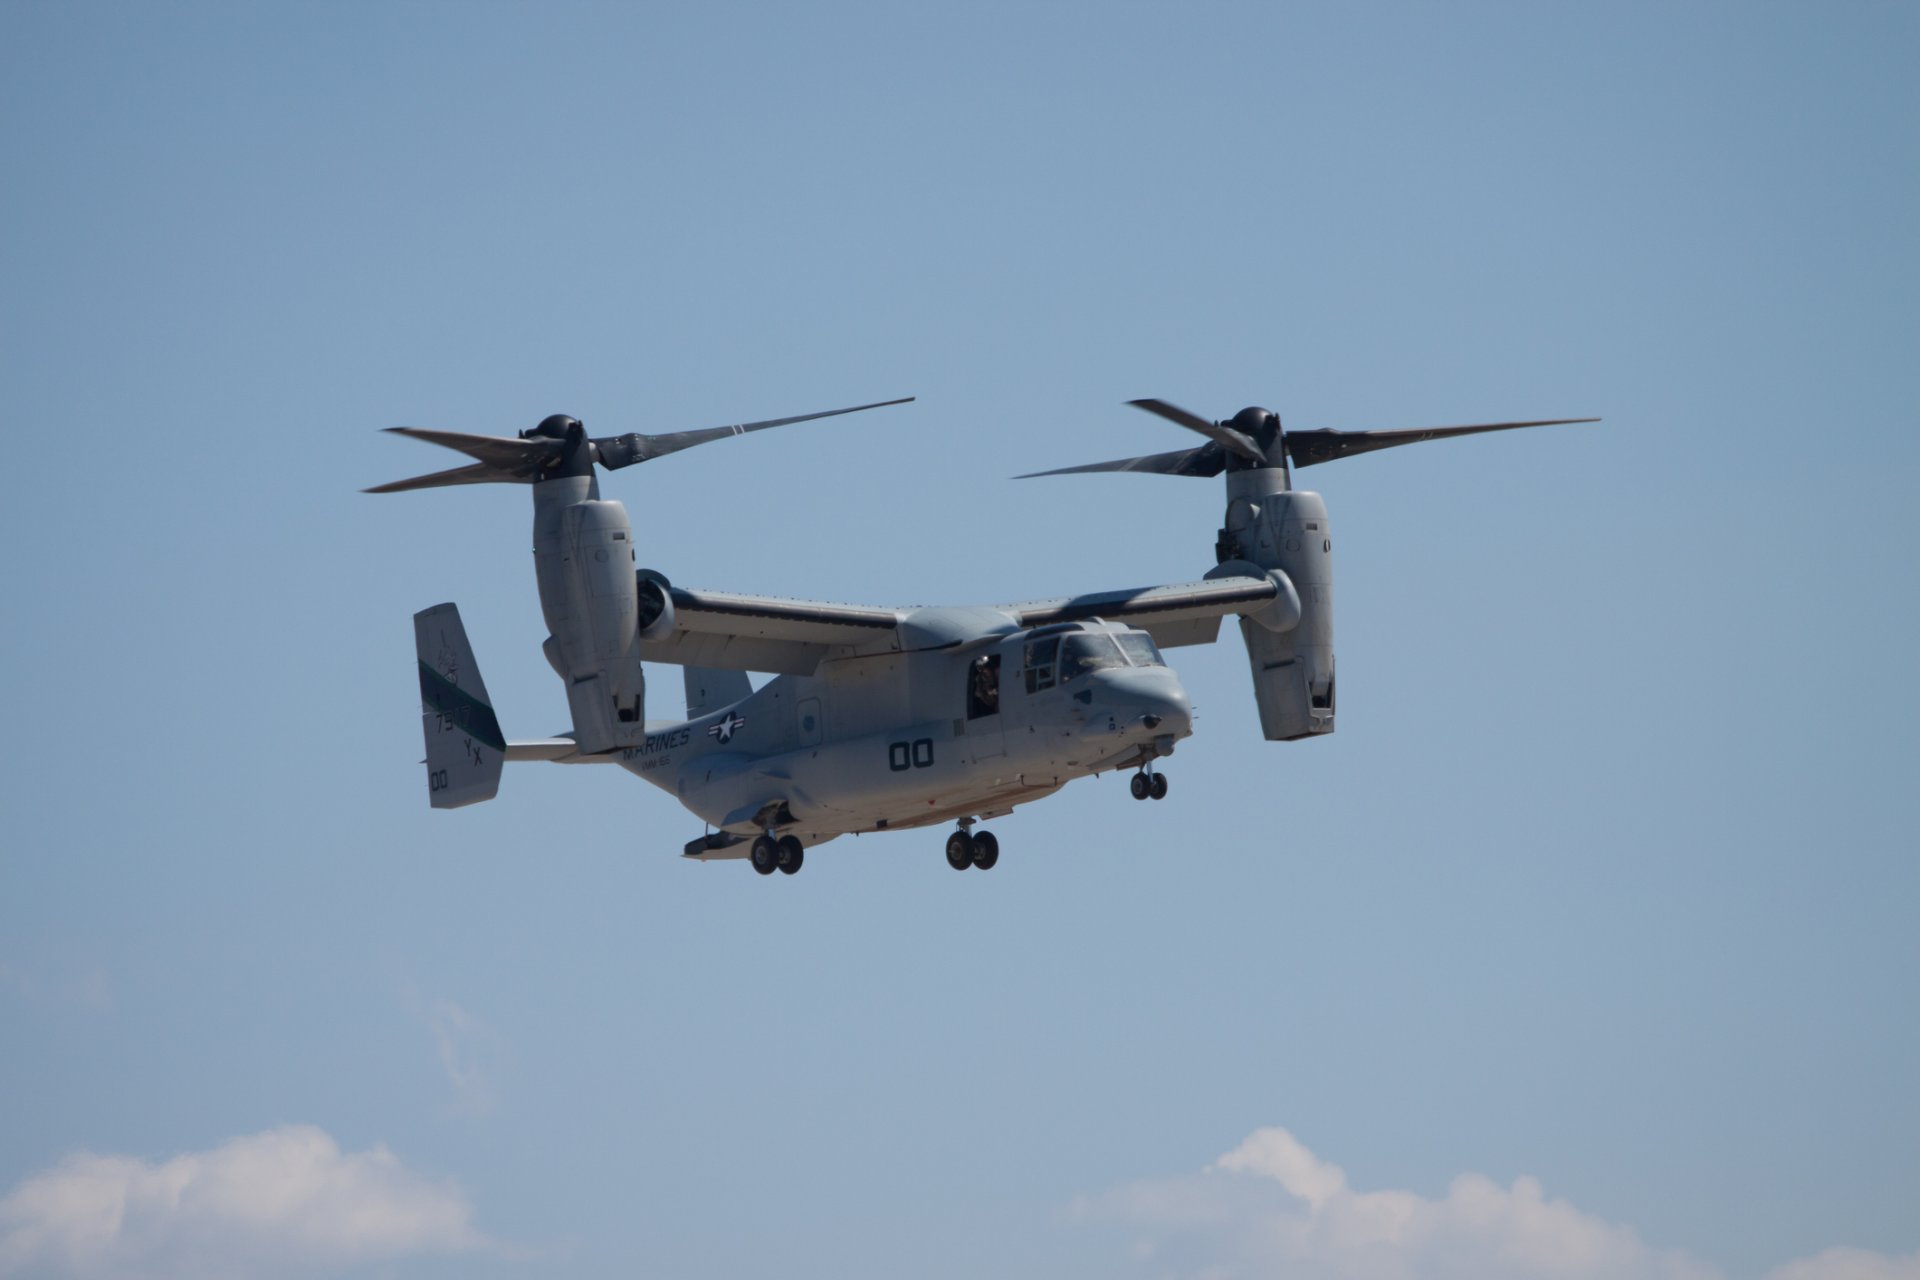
[614,620,1192,846]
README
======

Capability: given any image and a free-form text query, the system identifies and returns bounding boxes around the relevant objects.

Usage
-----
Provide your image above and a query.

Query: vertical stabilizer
[414,603,506,807]
[685,667,752,717]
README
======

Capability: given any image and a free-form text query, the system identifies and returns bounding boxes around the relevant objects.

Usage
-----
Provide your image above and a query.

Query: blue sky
[2,3,1915,1278]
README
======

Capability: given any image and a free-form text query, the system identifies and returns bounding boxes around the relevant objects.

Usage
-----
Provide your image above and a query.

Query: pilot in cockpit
[967,654,1000,718]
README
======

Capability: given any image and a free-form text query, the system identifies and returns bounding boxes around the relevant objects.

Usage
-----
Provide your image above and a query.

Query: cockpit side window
[1024,636,1059,693]
[1116,632,1164,668]
[1059,633,1126,682]
[967,654,1001,718]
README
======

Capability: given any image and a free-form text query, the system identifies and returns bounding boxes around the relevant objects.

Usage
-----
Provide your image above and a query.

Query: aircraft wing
[637,574,1284,673]
[1003,574,1284,649]
[639,586,905,674]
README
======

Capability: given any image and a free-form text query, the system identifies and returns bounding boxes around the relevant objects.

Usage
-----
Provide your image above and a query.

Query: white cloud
[0,1125,489,1279]
[1075,1125,1918,1280]
[428,998,502,1116]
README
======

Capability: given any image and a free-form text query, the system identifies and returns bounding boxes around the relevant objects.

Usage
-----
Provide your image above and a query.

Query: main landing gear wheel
[1150,773,1169,800]
[970,830,999,870]
[946,830,974,870]
[1130,772,1151,801]
[776,835,805,875]
[750,835,779,875]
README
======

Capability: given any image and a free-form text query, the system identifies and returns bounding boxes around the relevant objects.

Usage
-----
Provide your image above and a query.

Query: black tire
[945,830,974,870]
[750,835,779,875]
[971,830,999,870]
[777,835,805,874]
[1150,773,1169,800]
[1130,773,1151,801]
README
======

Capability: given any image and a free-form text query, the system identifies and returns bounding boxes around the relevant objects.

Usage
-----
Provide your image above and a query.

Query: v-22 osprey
[371,396,1594,876]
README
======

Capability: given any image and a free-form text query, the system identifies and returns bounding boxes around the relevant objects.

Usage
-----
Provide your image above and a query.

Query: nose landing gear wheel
[945,830,975,870]
[1130,772,1151,801]
[750,835,779,875]
[970,830,999,870]
[1150,773,1169,800]
[776,835,805,874]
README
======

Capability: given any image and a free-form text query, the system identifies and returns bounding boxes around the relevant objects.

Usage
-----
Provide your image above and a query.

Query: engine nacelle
[532,477,647,755]
[635,568,677,642]
[1218,482,1335,741]
[1206,560,1302,634]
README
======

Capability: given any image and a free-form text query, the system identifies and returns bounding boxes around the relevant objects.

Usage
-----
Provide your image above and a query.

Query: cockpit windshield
[1116,632,1164,668]
[1059,633,1128,682]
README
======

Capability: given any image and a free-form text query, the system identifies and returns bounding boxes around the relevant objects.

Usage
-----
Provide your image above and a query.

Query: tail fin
[685,667,751,717]
[414,603,506,808]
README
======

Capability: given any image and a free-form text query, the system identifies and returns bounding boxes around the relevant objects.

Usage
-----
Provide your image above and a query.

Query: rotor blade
[1128,398,1264,463]
[1015,444,1225,479]
[382,427,560,474]
[594,396,915,470]
[1285,417,1601,468]
[364,461,535,494]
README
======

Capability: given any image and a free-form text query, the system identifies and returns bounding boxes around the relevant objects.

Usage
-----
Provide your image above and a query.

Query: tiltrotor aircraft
[372,397,1594,875]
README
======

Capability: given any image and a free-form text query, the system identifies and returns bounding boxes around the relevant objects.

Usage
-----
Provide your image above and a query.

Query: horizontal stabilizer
[506,738,583,762]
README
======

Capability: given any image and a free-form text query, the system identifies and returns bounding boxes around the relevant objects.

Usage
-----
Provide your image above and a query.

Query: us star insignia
[708,711,747,744]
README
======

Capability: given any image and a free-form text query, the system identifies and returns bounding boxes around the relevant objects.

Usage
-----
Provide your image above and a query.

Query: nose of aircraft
[1097,667,1193,739]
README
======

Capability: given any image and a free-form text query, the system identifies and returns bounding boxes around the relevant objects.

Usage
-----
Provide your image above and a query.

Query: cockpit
[964,621,1191,745]
[966,624,1173,722]
[1023,627,1164,694]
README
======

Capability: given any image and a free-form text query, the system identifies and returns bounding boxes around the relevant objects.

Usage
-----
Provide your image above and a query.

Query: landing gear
[1130,768,1170,801]
[751,833,804,875]
[946,825,1000,870]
